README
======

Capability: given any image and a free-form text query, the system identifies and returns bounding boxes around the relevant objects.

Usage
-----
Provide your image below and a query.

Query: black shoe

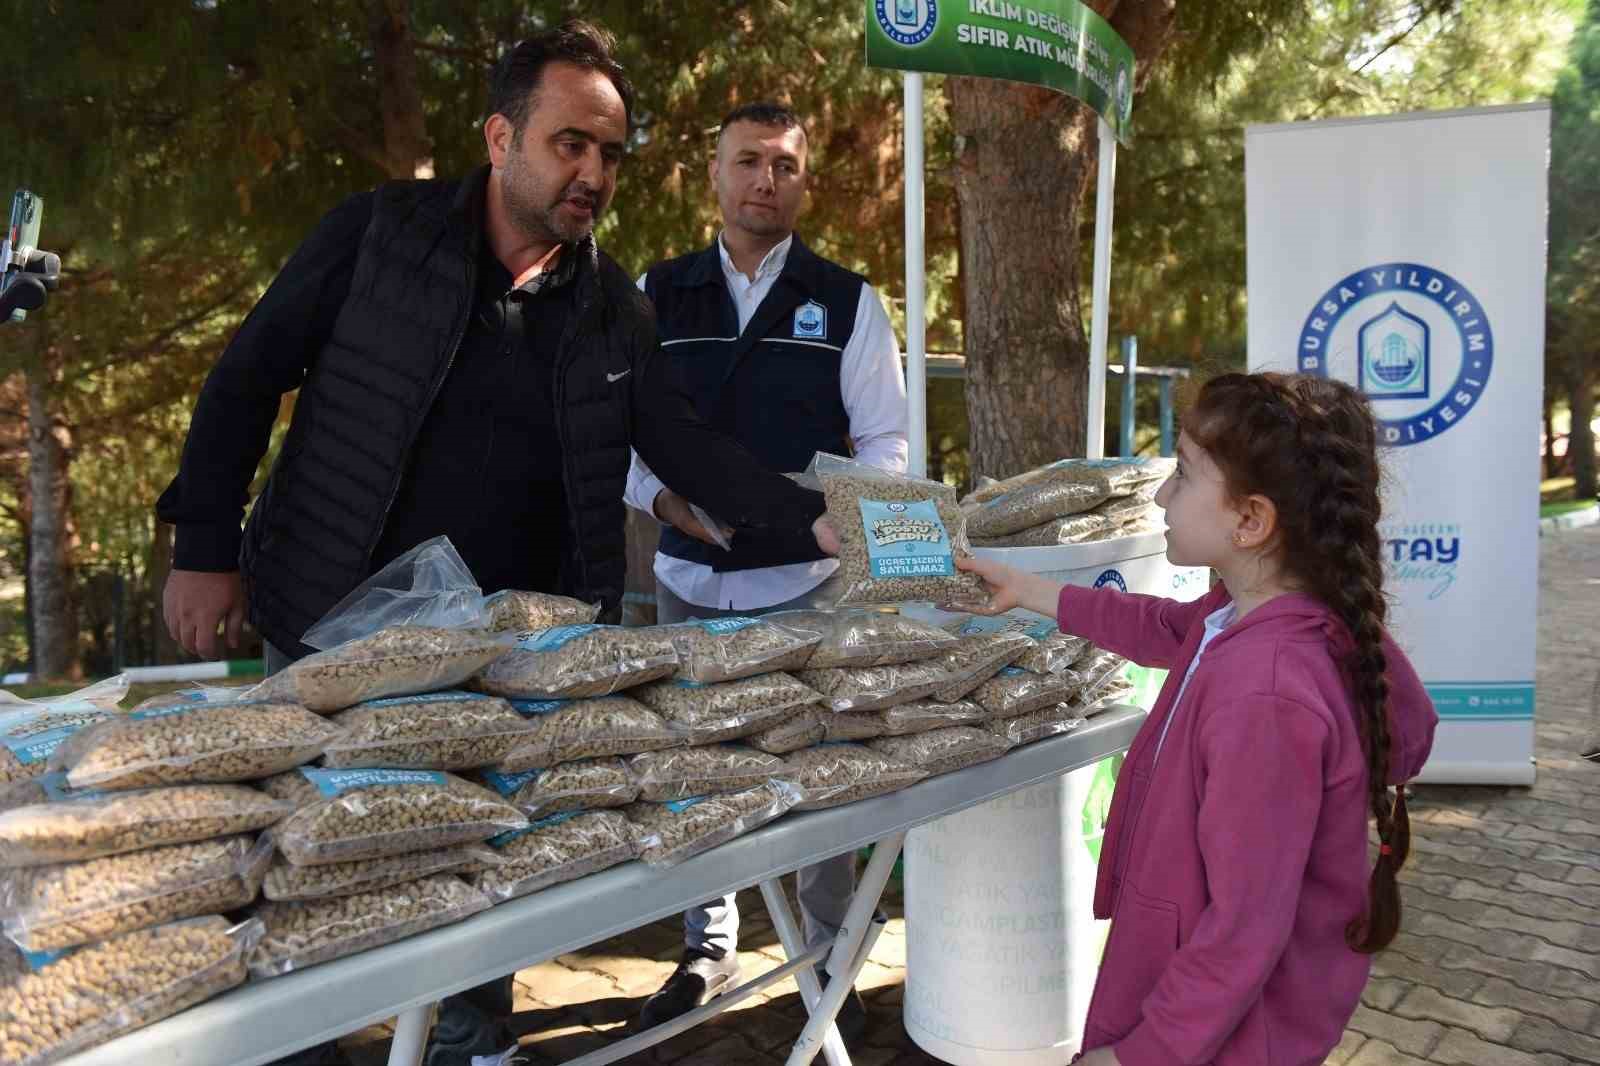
[637,947,742,1031]
[268,1043,352,1066]
[818,973,869,1047]
[424,993,520,1066]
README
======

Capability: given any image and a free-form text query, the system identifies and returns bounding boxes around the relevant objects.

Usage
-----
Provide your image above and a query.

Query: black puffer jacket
[159,168,824,655]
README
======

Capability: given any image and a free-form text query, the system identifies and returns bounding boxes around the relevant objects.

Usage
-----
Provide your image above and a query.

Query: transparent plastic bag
[877,698,988,735]
[687,502,735,552]
[820,710,886,742]
[479,758,639,819]
[963,457,1173,519]
[744,706,826,755]
[0,705,120,789]
[249,626,512,714]
[932,632,1036,703]
[482,590,601,634]
[631,673,820,744]
[0,675,129,715]
[471,810,639,902]
[2,833,271,952]
[472,625,679,700]
[867,726,1013,777]
[949,614,1089,676]
[970,666,1084,718]
[812,453,989,608]
[988,706,1088,747]
[795,659,951,713]
[966,475,1113,538]
[51,700,339,791]
[263,769,528,865]
[769,609,958,669]
[971,513,1118,548]
[0,915,259,1066]
[495,696,680,771]
[781,744,927,810]
[1070,676,1135,718]
[301,536,489,651]
[1075,649,1132,704]
[320,691,531,770]
[627,744,786,803]
[262,845,487,902]
[666,618,821,684]
[248,874,489,977]
[0,784,290,868]
[624,781,798,867]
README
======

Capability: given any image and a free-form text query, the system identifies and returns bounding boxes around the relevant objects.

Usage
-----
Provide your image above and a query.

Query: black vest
[240,168,650,654]
[644,237,865,572]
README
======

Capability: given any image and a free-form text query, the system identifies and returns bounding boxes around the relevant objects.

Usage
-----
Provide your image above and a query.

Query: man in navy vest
[626,103,908,1041]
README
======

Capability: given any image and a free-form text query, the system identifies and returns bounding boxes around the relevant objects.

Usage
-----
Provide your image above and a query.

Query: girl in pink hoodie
[958,372,1438,1066]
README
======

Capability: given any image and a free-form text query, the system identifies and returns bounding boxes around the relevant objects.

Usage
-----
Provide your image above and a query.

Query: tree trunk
[947,0,1178,481]
[24,363,80,680]
[1543,389,1557,480]
[1571,359,1598,501]
[370,0,435,179]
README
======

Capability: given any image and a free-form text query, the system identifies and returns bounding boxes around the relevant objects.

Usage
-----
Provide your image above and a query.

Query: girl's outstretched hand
[953,555,1064,618]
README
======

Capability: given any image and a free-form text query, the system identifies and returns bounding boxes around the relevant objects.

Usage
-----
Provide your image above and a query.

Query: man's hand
[653,488,726,547]
[812,515,841,557]
[164,570,247,661]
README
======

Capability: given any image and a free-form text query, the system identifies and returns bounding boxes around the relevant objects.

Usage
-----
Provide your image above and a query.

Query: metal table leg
[759,880,852,1066]
[387,1003,433,1066]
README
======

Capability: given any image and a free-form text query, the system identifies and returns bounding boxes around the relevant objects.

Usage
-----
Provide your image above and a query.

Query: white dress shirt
[625,233,909,610]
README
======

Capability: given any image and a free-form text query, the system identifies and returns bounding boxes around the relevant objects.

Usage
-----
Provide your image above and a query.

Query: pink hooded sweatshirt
[1060,583,1437,1066]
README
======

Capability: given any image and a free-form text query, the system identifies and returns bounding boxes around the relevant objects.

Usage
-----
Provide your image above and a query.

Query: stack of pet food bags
[961,457,1175,548]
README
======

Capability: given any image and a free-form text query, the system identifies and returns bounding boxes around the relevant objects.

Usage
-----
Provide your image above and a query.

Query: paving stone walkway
[348,524,1600,1066]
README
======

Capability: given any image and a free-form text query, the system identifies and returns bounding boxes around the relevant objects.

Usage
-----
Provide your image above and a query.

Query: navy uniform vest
[644,237,865,572]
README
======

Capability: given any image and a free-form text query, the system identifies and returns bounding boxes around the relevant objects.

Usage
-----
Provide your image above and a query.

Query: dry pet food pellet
[472,625,678,700]
[0,916,257,1065]
[478,758,638,819]
[263,845,487,902]
[1095,492,1159,524]
[877,699,989,735]
[250,626,511,712]
[2,834,271,952]
[815,455,989,608]
[988,706,1087,747]
[0,784,290,868]
[624,782,797,867]
[54,701,339,792]
[1070,677,1135,718]
[627,745,786,802]
[949,615,1089,676]
[965,474,1113,538]
[1075,649,1131,703]
[971,513,1118,548]
[471,810,639,902]
[933,632,1035,703]
[781,745,926,811]
[821,711,887,742]
[744,707,826,755]
[321,692,530,770]
[867,727,1012,777]
[971,667,1084,718]
[796,659,951,713]
[667,618,821,684]
[0,708,116,787]
[495,697,680,772]
[264,769,528,866]
[248,874,489,977]
[631,673,819,745]
[483,590,600,634]
[769,610,959,669]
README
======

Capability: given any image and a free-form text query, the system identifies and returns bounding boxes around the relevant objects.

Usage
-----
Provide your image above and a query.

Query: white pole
[904,72,928,478]
[1086,117,1117,460]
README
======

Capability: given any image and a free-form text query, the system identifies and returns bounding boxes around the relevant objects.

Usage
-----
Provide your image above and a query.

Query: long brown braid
[1185,372,1408,953]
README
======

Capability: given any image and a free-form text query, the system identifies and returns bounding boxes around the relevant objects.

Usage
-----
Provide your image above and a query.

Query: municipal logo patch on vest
[793,300,828,339]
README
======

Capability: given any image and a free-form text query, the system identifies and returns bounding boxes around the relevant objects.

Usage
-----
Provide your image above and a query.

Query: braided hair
[1185,372,1408,954]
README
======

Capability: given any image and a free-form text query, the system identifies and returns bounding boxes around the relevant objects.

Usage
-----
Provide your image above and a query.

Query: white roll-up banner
[1246,104,1549,785]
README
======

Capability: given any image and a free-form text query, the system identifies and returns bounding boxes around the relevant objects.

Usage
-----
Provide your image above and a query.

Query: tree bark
[1543,389,1557,480]
[24,363,80,680]
[370,0,435,180]
[948,0,1177,480]
[1570,359,1598,501]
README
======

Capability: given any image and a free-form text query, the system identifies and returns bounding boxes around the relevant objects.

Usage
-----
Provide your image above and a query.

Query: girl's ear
[1234,493,1279,550]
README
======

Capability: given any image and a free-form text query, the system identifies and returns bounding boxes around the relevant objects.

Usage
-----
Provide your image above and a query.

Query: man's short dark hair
[488,19,636,133]
[718,102,806,140]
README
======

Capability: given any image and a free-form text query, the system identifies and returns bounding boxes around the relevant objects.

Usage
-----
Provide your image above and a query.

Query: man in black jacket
[157,20,831,1066]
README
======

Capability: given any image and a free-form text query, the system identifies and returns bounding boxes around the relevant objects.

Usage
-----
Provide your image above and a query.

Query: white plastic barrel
[901,532,1208,1065]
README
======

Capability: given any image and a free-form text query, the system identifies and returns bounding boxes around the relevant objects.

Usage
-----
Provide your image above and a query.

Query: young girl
[957,372,1438,1066]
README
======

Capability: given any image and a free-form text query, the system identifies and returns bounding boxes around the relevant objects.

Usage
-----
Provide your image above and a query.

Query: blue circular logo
[1093,569,1127,592]
[875,0,938,46]
[1297,263,1493,447]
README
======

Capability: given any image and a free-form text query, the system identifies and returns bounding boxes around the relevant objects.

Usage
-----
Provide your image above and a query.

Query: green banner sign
[865,0,1136,140]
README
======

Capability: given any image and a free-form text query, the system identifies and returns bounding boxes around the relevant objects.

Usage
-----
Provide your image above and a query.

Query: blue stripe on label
[1425,683,1535,720]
